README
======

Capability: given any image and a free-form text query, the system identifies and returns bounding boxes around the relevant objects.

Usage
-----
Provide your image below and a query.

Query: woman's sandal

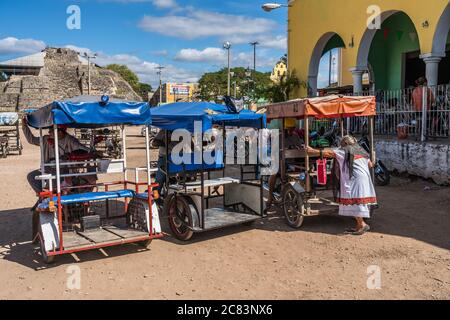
[351,225,371,235]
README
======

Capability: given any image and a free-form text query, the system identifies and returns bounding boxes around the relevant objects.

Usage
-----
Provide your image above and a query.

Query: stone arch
[355,10,422,90]
[432,3,450,56]
[308,32,345,96]
[357,10,402,69]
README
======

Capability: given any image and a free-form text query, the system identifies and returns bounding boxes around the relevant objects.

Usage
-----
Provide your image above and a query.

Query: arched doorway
[308,32,345,97]
[432,3,450,85]
[356,11,421,91]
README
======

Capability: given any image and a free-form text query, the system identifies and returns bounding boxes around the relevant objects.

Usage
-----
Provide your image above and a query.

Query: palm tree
[263,70,306,103]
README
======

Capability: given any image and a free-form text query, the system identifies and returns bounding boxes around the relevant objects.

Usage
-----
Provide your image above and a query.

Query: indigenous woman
[306,135,377,235]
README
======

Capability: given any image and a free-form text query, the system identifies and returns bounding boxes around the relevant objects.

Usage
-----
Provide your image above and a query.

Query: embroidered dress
[333,148,377,218]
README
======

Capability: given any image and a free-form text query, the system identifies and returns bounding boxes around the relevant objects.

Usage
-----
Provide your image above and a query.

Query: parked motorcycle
[358,135,391,186]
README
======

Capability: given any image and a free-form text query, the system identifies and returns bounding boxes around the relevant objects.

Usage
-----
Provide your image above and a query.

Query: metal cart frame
[265,95,377,228]
[28,96,162,263]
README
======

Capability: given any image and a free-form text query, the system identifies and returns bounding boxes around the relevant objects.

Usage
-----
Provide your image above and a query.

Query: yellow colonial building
[150,82,198,106]
[287,0,450,97]
[270,59,288,83]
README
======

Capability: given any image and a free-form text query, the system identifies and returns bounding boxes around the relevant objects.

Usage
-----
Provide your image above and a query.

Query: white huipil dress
[333,148,377,218]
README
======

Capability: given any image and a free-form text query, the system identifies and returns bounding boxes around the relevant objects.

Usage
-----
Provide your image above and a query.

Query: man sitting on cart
[267,118,304,209]
[22,119,89,194]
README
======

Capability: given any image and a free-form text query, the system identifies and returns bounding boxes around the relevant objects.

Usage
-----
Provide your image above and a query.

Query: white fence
[349,85,450,141]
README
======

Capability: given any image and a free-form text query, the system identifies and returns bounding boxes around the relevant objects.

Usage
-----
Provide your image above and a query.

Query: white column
[420,53,444,87]
[350,68,365,95]
[308,75,318,97]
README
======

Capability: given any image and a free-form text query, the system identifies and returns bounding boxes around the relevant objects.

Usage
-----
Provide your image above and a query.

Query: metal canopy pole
[145,126,153,235]
[304,116,311,192]
[53,124,63,253]
[368,116,376,180]
[281,119,286,182]
[39,128,45,190]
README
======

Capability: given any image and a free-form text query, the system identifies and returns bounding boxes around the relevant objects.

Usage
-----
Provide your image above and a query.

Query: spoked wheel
[165,195,194,241]
[38,225,55,264]
[282,184,306,229]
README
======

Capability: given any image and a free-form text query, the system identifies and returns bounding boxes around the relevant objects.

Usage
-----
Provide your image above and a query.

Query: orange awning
[266,95,376,120]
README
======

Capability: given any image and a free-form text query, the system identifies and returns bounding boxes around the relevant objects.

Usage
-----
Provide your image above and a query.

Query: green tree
[106,64,152,100]
[198,67,272,102]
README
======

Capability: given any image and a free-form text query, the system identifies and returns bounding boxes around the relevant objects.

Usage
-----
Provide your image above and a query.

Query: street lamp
[155,65,165,106]
[261,3,289,12]
[78,52,97,95]
[245,67,254,105]
[223,41,232,96]
[262,2,292,69]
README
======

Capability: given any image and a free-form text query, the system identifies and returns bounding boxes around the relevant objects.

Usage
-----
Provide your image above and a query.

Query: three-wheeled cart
[0,112,22,158]
[151,102,266,241]
[27,96,162,263]
[265,95,377,228]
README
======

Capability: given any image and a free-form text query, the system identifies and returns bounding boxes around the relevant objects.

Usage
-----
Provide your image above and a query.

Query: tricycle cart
[0,112,22,158]
[151,102,266,241]
[265,95,377,228]
[27,95,162,263]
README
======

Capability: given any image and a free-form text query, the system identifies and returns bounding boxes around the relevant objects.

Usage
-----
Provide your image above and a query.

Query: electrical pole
[223,42,231,96]
[250,41,259,72]
[156,65,165,106]
[80,52,97,95]
[328,51,332,87]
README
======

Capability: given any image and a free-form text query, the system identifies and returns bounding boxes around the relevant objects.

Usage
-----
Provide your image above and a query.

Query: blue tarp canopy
[150,102,266,132]
[27,95,152,129]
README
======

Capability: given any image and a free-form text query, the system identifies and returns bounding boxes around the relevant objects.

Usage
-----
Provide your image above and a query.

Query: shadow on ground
[0,207,153,270]
[1,180,449,268]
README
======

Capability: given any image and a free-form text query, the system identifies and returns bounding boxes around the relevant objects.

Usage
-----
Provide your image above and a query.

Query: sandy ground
[0,127,449,300]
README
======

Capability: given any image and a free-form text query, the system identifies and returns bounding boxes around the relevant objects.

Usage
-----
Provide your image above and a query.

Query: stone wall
[0,48,142,111]
[376,139,450,185]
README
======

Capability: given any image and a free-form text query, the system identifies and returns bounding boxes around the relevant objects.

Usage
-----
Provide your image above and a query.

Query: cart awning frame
[151,102,266,132]
[27,95,152,129]
[265,95,376,120]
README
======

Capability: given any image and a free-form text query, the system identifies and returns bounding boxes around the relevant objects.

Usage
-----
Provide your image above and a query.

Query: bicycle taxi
[265,95,377,228]
[150,101,266,241]
[27,95,162,263]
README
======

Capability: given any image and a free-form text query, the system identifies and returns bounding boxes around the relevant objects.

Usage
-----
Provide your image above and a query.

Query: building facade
[288,0,450,97]
[150,82,198,106]
[270,59,288,83]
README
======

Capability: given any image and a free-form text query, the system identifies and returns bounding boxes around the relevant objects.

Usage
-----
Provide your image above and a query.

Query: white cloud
[151,49,169,56]
[174,47,226,63]
[0,37,46,55]
[65,45,200,87]
[139,8,277,40]
[259,35,287,50]
[174,46,279,69]
[152,0,178,8]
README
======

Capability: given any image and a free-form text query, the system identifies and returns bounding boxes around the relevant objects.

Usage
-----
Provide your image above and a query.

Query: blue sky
[0,0,332,88]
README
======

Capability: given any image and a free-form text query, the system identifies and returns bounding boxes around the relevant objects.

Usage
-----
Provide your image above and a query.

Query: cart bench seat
[38,189,135,209]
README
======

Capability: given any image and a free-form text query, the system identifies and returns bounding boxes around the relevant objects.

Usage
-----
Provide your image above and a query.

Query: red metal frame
[47,233,164,256]
[38,177,161,256]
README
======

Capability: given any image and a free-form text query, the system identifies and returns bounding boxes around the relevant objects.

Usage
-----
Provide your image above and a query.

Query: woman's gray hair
[340,135,357,147]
